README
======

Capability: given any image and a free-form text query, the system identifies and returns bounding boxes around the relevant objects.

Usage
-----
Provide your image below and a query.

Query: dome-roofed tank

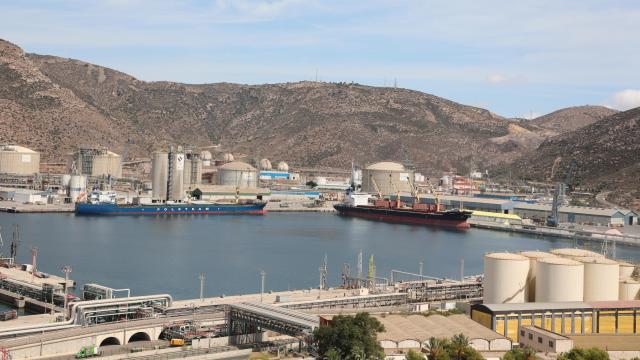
[619,280,640,300]
[218,161,258,188]
[361,161,413,195]
[222,153,234,163]
[550,248,604,260]
[535,257,584,302]
[277,161,289,172]
[0,144,40,175]
[580,257,619,301]
[483,252,530,304]
[618,261,636,280]
[519,251,557,302]
[259,158,272,170]
[200,151,212,166]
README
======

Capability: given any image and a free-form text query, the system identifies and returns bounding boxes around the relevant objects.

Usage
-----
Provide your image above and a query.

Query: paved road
[595,191,617,208]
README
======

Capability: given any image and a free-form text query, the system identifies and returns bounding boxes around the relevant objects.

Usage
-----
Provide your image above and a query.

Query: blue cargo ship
[75,202,267,216]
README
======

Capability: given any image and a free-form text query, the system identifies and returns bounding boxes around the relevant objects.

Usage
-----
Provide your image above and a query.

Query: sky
[1,0,640,118]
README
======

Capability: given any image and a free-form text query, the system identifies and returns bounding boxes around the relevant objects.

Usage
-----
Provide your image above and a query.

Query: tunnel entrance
[100,337,121,346]
[128,332,151,343]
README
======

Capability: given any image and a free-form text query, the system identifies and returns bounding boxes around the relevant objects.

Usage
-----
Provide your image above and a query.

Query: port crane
[546,160,576,227]
[369,175,383,199]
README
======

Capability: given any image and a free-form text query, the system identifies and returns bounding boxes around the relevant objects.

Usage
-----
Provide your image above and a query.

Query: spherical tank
[550,248,604,260]
[259,159,272,170]
[483,253,530,304]
[277,161,289,172]
[535,257,584,302]
[151,151,168,200]
[223,153,234,163]
[619,280,640,300]
[580,257,619,301]
[218,161,257,188]
[618,261,636,280]
[519,251,557,302]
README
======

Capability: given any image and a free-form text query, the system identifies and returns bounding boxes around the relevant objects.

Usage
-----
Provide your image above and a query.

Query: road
[595,191,617,208]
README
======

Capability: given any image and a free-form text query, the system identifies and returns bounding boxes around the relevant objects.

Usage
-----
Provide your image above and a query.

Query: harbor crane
[546,160,576,227]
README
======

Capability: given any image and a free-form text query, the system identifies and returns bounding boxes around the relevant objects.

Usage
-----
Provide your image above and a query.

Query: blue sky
[1,0,640,118]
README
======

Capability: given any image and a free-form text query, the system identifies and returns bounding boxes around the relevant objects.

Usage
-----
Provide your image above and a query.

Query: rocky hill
[528,105,618,135]
[504,107,640,210]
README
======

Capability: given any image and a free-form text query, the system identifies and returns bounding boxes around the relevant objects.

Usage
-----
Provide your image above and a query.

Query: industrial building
[375,314,512,355]
[401,194,515,214]
[218,161,258,188]
[190,185,270,202]
[151,146,203,201]
[69,148,122,178]
[361,161,413,195]
[0,145,40,175]
[513,203,637,226]
[471,300,640,342]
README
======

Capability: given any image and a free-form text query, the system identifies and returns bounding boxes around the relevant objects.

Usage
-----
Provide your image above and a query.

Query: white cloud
[607,89,640,111]
[486,73,526,85]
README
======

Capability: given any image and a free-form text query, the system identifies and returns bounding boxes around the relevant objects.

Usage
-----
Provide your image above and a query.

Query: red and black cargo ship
[334,197,472,230]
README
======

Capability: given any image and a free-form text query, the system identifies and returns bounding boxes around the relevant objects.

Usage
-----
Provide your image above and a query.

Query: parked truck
[75,346,100,358]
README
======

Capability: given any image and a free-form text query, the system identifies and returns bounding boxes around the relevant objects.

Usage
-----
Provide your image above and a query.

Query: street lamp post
[62,266,72,319]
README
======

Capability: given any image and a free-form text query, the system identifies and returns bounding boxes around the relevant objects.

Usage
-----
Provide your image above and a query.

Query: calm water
[1,212,640,305]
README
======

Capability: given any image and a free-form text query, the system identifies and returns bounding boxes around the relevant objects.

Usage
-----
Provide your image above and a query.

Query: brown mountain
[529,105,618,135]
[1,39,533,172]
[504,107,640,210]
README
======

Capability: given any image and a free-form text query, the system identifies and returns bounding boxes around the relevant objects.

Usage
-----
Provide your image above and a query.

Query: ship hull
[76,202,266,216]
[334,204,471,229]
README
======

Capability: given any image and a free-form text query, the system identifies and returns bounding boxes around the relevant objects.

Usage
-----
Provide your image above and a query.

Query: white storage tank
[69,175,87,202]
[277,161,289,172]
[259,158,272,170]
[200,151,212,167]
[535,257,584,302]
[550,248,604,260]
[223,153,234,163]
[151,151,168,200]
[483,252,530,304]
[61,174,72,188]
[580,257,619,301]
[619,280,640,300]
[218,161,258,188]
[618,261,635,280]
[0,145,40,175]
[519,251,557,302]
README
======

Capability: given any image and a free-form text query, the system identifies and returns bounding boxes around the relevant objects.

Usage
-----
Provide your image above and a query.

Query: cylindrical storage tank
[223,153,234,163]
[69,175,87,202]
[218,161,258,188]
[277,161,289,172]
[169,150,185,201]
[580,257,619,301]
[619,280,640,300]
[618,261,635,280]
[483,253,530,304]
[361,161,413,195]
[91,151,122,178]
[61,174,72,188]
[535,257,584,302]
[550,248,604,260]
[200,151,212,167]
[151,151,168,200]
[0,145,40,175]
[259,158,272,170]
[519,251,557,302]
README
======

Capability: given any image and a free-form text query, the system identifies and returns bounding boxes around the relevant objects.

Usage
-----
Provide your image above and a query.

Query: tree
[557,348,609,360]
[448,334,470,360]
[503,346,538,360]
[424,337,449,360]
[325,348,341,360]
[313,313,386,359]
[406,349,426,360]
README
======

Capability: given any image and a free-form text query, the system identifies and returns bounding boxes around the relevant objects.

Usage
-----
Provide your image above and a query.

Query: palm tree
[522,346,537,360]
[424,337,447,360]
[450,333,470,360]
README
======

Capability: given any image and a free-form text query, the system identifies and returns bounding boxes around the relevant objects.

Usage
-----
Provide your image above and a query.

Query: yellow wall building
[471,301,640,342]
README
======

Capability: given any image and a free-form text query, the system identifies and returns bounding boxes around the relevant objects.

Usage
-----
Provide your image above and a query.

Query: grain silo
[277,161,289,172]
[520,251,557,302]
[0,145,40,175]
[218,161,258,188]
[580,257,619,301]
[550,248,604,260]
[259,159,272,170]
[619,280,640,300]
[151,151,168,200]
[361,161,413,196]
[618,261,635,280]
[183,151,203,190]
[535,257,584,302]
[483,253,529,304]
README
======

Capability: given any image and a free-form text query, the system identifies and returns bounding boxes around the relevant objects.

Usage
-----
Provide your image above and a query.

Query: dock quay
[0,201,74,213]
[470,220,640,247]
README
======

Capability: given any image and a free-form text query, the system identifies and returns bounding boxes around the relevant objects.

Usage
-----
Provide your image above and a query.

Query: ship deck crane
[370,175,383,199]
[547,160,576,227]
[389,174,401,208]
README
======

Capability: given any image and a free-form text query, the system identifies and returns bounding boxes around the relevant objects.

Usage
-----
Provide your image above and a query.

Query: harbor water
[1,212,640,303]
